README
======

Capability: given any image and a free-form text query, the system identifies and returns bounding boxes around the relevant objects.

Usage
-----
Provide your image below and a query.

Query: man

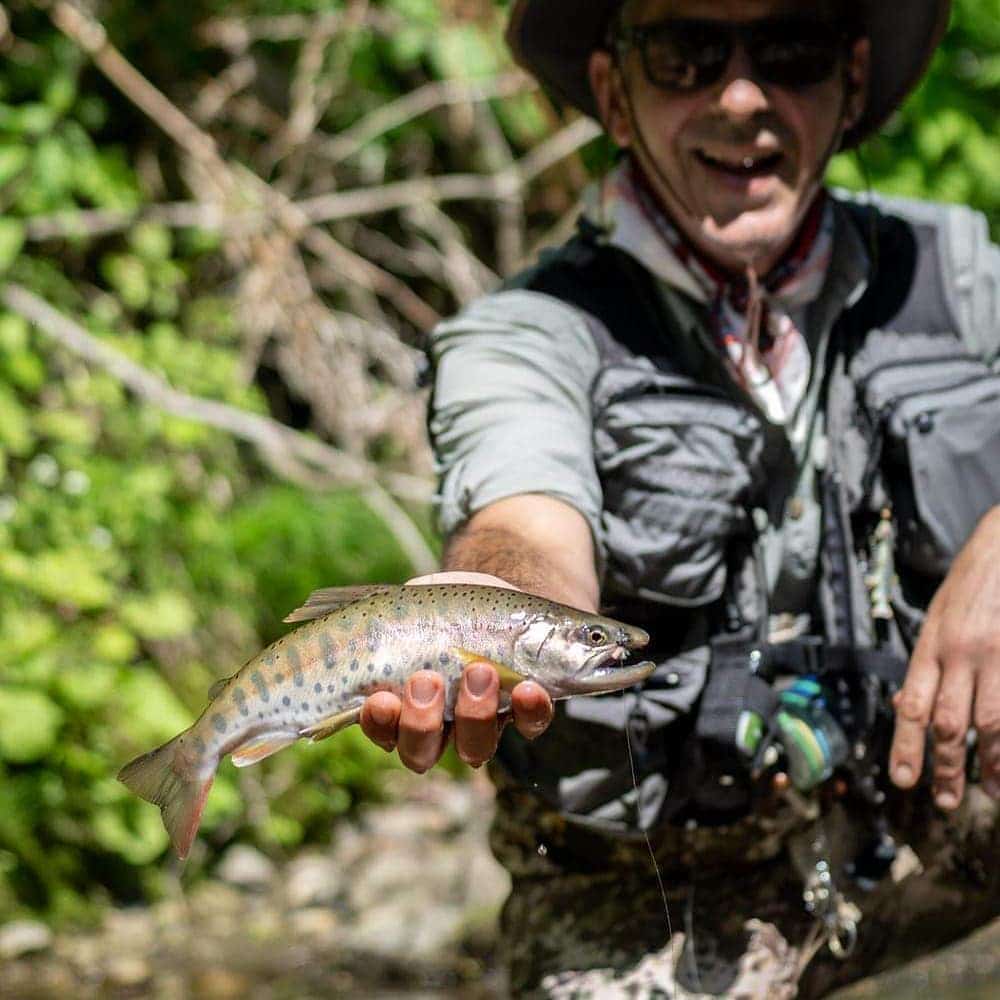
[362,1,1000,996]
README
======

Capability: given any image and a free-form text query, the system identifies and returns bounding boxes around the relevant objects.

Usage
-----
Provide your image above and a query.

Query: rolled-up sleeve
[428,289,603,548]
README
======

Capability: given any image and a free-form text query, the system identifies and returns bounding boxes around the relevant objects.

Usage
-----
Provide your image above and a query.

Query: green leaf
[54,662,118,711]
[115,669,192,745]
[120,591,196,641]
[0,384,34,455]
[0,689,64,763]
[0,219,25,274]
[0,548,114,610]
[0,144,30,187]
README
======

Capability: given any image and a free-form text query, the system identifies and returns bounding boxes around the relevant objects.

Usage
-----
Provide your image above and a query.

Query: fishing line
[624,719,674,996]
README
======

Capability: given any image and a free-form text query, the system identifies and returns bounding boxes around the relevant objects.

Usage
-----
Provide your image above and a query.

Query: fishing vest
[495,193,1000,836]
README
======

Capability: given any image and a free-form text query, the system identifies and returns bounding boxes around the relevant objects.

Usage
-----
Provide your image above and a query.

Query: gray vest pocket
[856,332,1000,577]
[593,364,765,606]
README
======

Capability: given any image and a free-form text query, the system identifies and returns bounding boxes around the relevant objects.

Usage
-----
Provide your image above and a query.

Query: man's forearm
[443,523,599,611]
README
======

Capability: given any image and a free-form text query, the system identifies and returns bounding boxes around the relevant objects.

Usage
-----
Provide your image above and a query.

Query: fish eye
[585,626,609,646]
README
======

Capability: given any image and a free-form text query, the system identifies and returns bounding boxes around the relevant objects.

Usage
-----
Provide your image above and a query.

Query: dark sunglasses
[614,16,850,93]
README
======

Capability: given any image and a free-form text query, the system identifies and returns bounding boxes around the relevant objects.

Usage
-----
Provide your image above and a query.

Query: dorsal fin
[283,585,398,623]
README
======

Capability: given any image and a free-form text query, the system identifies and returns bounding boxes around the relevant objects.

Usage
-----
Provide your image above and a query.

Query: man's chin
[694,206,802,273]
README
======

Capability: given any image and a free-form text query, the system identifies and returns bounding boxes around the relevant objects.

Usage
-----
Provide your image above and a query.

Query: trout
[118,583,654,859]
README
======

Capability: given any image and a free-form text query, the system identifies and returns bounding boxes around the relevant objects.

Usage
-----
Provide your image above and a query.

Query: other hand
[358,572,555,772]
[890,506,1000,809]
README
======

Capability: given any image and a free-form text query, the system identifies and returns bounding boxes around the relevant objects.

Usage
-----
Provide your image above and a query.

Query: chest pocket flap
[594,365,765,607]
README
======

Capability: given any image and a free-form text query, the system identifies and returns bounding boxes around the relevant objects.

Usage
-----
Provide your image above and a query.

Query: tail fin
[117,734,214,860]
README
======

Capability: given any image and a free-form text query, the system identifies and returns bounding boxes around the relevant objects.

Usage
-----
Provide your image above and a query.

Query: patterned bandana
[583,159,835,425]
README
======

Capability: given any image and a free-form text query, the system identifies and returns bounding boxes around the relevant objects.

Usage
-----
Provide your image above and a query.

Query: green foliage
[829,0,1000,233]
[0,2,417,923]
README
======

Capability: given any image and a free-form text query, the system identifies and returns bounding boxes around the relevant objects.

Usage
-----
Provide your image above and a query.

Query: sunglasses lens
[751,23,843,88]
[640,22,730,91]
[629,18,843,93]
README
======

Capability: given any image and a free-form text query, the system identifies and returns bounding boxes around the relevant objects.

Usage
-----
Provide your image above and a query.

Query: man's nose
[716,45,770,118]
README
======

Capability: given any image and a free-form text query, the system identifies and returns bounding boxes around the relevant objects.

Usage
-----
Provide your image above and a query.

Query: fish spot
[314,682,322,694]
[234,687,249,716]
[211,714,228,734]
[288,647,305,687]
[251,670,270,702]
[283,695,291,707]
[439,653,450,665]
[350,659,359,672]
[194,736,207,753]
[320,631,337,670]
[327,684,335,694]
[301,702,310,711]
[275,673,285,684]
[382,665,392,677]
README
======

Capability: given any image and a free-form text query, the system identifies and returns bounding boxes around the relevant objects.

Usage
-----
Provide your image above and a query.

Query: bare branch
[199,9,400,53]
[316,72,535,164]
[0,282,437,573]
[191,56,257,125]
[50,1,224,174]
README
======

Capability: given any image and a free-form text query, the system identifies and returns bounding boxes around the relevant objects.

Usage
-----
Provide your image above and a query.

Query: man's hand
[890,506,1000,809]
[359,571,555,772]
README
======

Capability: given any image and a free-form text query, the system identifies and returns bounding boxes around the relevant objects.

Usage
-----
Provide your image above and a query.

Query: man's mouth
[695,149,784,178]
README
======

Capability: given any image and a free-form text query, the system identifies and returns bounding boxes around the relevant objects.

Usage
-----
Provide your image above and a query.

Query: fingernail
[936,791,959,811]
[411,675,437,706]
[893,763,913,785]
[466,664,492,697]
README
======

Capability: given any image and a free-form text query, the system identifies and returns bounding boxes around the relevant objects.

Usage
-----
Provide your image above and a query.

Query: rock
[344,898,464,960]
[0,919,53,959]
[288,907,339,940]
[285,852,342,909]
[105,954,152,988]
[215,844,275,891]
[192,967,253,999]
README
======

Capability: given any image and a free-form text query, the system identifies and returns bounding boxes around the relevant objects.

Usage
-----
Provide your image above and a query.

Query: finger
[453,662,502,768]
[396,671,448,774]
[890,652,941,789]
[974,661,1000,799]
[930,665,974,810]
[360,691,402,752]
[510,681,554,741]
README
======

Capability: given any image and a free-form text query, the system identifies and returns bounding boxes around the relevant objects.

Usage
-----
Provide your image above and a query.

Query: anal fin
[300,707,362,742]
[451,647,526,692]
[230,731,299,768]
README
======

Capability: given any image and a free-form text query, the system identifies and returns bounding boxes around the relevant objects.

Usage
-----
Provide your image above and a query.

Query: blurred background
[0,0,997,996]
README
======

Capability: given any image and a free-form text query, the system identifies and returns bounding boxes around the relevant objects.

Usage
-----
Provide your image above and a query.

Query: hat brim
[506,0,951,149]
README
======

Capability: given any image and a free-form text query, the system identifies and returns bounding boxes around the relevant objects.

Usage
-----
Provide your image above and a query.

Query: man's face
[589,0,870,274]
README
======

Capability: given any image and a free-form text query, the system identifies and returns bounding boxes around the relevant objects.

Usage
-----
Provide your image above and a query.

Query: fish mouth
[576,648,656,694]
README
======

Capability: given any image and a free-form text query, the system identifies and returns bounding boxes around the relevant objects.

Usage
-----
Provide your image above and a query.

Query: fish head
[512,612,654,698]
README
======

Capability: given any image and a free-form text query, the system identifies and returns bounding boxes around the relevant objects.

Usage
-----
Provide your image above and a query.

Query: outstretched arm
[360,493,600,772]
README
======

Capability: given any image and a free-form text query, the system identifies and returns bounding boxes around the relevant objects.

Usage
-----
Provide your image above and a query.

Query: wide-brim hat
[506,0,951,149]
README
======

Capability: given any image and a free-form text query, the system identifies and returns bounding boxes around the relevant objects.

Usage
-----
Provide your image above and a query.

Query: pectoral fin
[451,647,526,692]
[283,585,397,623]
[230,731,299,768]
[299,706,362,742]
